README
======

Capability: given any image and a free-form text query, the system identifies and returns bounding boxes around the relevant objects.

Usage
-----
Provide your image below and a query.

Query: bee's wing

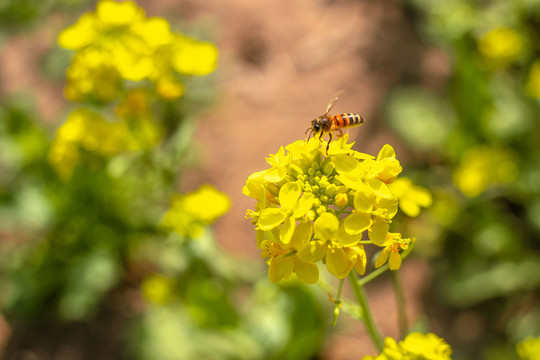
[324,89,345,115]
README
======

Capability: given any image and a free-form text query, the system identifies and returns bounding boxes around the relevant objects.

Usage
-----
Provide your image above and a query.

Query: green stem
[332,279,345,327]
[348,272,384,351]
[391,270,407,338]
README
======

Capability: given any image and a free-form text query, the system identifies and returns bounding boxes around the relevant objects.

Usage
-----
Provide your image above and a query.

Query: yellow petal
[279,182,301,210]
[314,212,339,240]
[172,37,218,75]
[326,247,352,278]
[375,248,389,268]
[294,258,319,284]
[258,208,286,231]
[369,220,389,246]
[280,216,296,244]
[269,255,293,283]
[297,240,327,263]
[389,251,402,270]
[377,144,396,160]
[343,212,372,235]
[290,222,313,249]
[96,0,144,26]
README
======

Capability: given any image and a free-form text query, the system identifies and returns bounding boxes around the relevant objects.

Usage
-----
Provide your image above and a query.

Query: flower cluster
[48,108,159,179]
[163,185,231,239]
[362,332,452,360]
[244,136,426,284]
[58,0,218,102]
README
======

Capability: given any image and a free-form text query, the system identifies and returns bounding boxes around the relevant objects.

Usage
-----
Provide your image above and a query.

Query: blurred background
[1,0,540,359]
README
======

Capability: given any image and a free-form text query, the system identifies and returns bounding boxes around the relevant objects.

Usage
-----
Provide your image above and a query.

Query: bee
[305,90,365,154]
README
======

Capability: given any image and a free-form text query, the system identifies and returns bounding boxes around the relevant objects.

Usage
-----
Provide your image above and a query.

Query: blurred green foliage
[0,1,328,358]
[386,0,540,358]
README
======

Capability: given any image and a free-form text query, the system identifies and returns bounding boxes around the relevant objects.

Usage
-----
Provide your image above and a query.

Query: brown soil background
[0,0,451,358]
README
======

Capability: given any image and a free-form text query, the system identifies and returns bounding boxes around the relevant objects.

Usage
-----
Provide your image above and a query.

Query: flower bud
[323,161,335,175]
[335,193,348,208]
[325,183,337,196]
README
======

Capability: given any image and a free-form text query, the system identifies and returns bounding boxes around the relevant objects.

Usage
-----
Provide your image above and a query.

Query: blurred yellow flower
[48,108,136,178]
[58,0,218,102]
[453,146,518,197]
[162,185,231,238]
[389,177,432,217]
[478,27,525,67]
[517,336,540,360]
[141,273,176,305]
[362,332,452,360]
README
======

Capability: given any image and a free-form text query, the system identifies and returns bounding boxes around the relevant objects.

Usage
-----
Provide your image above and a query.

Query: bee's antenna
[305,127,313,141]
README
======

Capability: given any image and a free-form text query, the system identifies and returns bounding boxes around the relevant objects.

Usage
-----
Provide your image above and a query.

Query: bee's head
[311,117,323,134]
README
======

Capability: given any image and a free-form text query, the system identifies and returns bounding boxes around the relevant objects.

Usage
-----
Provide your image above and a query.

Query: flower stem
[348,271,384,351]
[391,269,407,338]
[331,279,344,327]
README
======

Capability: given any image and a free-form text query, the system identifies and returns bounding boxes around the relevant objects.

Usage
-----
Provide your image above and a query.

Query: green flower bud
[323,161,335,175]
[320,195,329,203]
[325,184,337,196]
[289,164,304,178]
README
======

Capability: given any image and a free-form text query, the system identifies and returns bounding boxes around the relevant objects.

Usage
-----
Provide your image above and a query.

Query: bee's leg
[336,129,344,138]
[326,132,332,155]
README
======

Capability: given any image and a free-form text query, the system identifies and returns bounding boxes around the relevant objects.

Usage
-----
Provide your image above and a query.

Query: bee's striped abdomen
[331,113,364,129]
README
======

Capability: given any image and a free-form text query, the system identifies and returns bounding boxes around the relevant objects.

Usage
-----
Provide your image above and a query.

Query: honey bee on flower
[306,90,365,154]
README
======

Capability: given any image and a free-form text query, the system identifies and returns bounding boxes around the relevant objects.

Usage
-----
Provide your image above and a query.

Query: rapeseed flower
[362,332,452,360]
[453,146,517,197]
[516,336,540,360]
[244,135,425,284]
[478,27,525,67]
[48,108,136,179]
[162,185,231,239]
[389,177,432,217]
[58,0,218,102]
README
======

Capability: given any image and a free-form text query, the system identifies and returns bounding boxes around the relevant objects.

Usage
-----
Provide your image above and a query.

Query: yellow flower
[297,212,367,278]
[172,36,219,76]
[58,0,218,103]
[374,233,411,271]
[257,181,314,244]
[453,146,517,197]
[516,336,540,360]
[261,222,319,284]
[141,273,176,304]
[351,180,398,245]
[362,332,452,360]
[48,108,137,178]
[478,27,524,67]
[389,177,432,217]
[244,135,414,283]
[162,185,231,238]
